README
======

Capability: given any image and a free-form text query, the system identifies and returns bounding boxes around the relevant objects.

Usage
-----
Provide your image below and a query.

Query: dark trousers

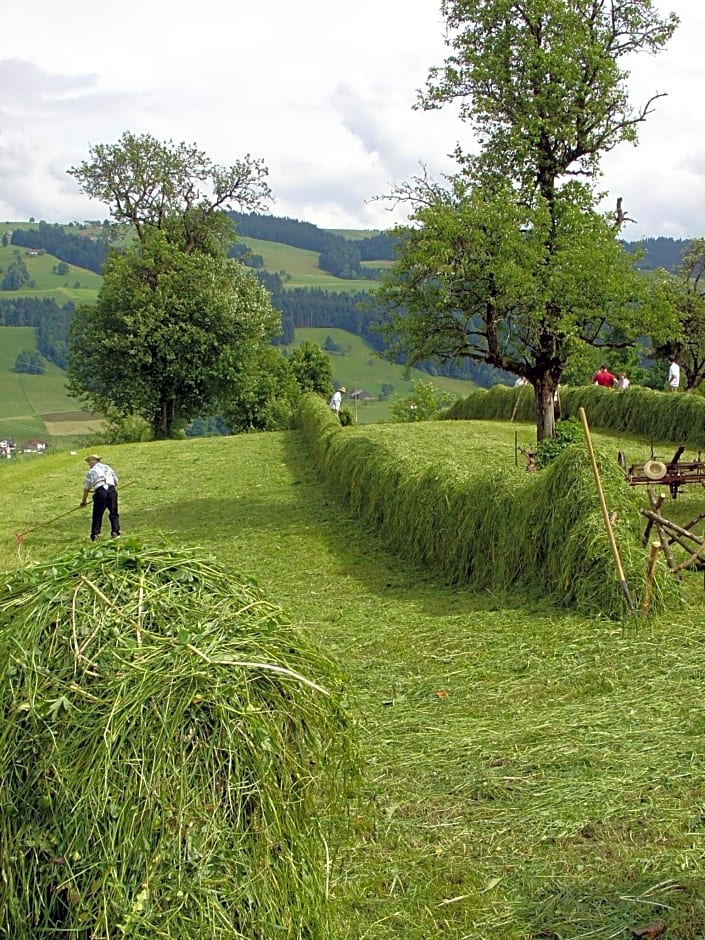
[91,486,120,538]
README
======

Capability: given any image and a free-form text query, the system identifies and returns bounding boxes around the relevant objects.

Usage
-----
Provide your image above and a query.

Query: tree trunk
[533,374,557,442]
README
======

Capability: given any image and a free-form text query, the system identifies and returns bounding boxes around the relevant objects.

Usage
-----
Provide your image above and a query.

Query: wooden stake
[578,407,635,613]
[642,542,661,612]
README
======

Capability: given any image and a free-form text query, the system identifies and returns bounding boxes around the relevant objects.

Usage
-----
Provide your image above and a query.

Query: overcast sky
[2,0,702,240]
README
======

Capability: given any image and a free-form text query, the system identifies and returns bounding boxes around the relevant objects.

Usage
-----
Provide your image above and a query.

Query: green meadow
[238,236,377,291]
[0,326,99,442]
[0,242,102,305]
[1,418,705,938]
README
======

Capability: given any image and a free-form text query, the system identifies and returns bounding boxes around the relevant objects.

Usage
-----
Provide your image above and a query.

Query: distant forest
[2,216,695,388]
[0,296,73,369]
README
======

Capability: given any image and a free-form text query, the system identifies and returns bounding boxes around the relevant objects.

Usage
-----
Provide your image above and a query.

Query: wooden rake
[15,505,86,545]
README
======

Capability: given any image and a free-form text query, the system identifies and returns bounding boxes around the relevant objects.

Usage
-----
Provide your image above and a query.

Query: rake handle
[579,407,635,613]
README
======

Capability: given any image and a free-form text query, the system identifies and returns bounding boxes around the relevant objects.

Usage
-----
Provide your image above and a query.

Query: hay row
[295,395,676,619]
[445,384,705,449]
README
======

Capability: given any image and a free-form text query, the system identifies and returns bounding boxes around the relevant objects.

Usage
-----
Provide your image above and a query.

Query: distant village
[0,438,47,459]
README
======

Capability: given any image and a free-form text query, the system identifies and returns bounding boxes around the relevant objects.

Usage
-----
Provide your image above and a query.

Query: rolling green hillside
[0,222,474,430]
[0,326,99,441]
[0,243,101,305]
[239,236,375,291]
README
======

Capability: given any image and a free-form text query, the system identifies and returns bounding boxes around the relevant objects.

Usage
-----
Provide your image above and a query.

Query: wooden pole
[510,383,526,422]
[642,542,661,612]
[578,407,635,613]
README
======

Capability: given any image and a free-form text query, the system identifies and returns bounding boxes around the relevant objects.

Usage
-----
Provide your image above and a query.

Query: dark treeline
[621,236,691,271]
[10,223,109,274]
[227,242,264,268]
[0,297,73,369]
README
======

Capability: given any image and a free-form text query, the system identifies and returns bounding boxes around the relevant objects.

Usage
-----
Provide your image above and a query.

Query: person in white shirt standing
[329,386,346,417]
[668,358,681,392]
[80,454,121,541]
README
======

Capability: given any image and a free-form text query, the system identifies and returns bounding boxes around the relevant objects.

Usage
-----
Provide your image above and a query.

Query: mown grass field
[2,419,705,938]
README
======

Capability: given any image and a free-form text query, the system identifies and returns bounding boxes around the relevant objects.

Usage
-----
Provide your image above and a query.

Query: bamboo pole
[578,407,635,613]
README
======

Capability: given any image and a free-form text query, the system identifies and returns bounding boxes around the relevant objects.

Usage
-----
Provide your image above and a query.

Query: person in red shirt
[591,365,617,388]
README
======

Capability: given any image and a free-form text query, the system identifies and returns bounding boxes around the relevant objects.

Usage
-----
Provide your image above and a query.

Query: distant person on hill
[329,386,346,417]
[592,365,617,388]
[80,454,121,541]
[616,372,631,389]
[668,358,681,392]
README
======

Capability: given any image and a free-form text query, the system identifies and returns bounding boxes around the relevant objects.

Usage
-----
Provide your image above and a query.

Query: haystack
[0,540,355,938]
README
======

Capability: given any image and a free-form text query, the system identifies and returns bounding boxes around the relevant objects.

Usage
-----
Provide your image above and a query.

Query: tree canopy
[378,0,678,440]
[651,238,705,391]
[68,132,271,254]
[66,133,280,437]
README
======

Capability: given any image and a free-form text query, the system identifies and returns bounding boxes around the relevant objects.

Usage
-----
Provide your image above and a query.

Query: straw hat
[338,386,346,393]
[643,459,667,481]
[85,454,102,463]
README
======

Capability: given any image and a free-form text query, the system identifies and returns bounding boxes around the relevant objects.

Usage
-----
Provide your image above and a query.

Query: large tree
[378,0,678,440]
[67,230,280,438]
[66,133,279,437]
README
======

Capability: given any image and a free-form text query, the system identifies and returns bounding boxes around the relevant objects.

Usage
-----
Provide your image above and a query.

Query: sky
[2,0,703,241]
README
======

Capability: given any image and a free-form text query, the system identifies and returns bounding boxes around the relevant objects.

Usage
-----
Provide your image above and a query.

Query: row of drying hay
[444,383,705,449]
[295,394,676,619]
[0,540,357,938]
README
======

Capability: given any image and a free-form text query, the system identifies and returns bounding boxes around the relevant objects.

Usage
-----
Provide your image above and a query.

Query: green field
[288,327,474,423]
[239,236,376,291]
[0,242,102,305]
[1,420,705,937]
[0,224,473,429]
[0,326,100,441]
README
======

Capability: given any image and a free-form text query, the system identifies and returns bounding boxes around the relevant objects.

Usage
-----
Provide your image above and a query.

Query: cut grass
[1,424,705,937]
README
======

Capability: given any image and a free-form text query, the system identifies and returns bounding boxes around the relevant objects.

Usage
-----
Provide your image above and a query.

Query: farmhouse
[20,439,47,454]
[350,389,374,401]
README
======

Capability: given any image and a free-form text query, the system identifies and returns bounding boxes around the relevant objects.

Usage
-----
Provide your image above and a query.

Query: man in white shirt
[668,358,680,392]
[80,454,121,541]
[329,386,346,416]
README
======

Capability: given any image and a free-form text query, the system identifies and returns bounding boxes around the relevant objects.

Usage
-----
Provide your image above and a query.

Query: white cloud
[2,0,703,238]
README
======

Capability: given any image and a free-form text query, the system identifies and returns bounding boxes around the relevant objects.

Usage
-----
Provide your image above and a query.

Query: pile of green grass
[0,539,356,938]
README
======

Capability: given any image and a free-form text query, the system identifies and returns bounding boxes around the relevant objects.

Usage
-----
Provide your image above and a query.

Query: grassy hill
[1,422,705,937]
[0,223,475,432]
[0,326,99,442]
[0,242,102,305]
[239,236,376,291]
